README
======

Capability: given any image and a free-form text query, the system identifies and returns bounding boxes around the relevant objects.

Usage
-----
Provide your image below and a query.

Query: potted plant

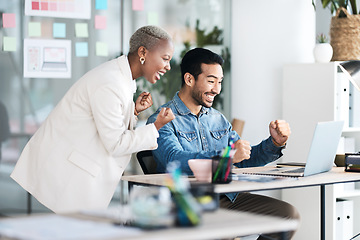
[312,0,358,15]
[312,0,360,60]
[313,33,333,62]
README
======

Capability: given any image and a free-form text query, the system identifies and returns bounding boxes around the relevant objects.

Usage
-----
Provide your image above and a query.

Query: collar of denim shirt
[172,91,209,116]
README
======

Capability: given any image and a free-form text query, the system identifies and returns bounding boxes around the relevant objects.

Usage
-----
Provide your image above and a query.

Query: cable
[350,232,360,240]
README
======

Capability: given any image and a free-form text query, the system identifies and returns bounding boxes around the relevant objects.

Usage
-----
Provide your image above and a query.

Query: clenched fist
[135,92,153,115]
[269,120,291,146]
[154,108,175,130]
[232,139,251,163]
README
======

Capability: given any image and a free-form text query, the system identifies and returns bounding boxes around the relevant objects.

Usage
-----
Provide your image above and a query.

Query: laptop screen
[303,121,344,176]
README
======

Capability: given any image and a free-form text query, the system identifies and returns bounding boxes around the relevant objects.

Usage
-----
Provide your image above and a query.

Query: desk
[0,209,298,240]
[122,167,360,240]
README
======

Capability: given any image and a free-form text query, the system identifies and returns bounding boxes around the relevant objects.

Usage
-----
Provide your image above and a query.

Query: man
[147,48,299,239]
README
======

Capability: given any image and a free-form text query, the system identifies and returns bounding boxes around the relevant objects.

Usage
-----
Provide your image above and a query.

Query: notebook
[237,121,344,177]
[41,47,67,72]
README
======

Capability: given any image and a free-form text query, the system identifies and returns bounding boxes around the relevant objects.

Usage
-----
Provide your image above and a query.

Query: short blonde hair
[129,25,172,54]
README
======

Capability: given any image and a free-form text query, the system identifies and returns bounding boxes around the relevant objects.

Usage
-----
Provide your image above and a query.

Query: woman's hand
[154,108,175,130]
[135,92,153,115]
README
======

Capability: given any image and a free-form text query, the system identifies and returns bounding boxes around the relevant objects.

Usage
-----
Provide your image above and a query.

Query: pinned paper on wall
[28,22,42,37]
[95,15,107,29]
[53,23,66,38]
[23,39,71,78]
[95,0,108,10]
[25,0,91,19]
[148,12,159,25]
[2,13,16,28]
[75,23,89,38]
[3,37,16,52]
[132,0,144,11]
[96,42,108,56]
[75,42,88,57]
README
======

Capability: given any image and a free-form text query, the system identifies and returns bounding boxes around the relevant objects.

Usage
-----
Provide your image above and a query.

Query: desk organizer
[345,153,360,172]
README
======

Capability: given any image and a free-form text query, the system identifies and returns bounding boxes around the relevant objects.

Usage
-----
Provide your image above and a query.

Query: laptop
[237,121,344,177]
[41,47,67,72]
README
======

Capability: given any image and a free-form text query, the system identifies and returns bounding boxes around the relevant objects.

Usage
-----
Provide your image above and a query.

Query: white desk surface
[0,209,298,240]
[125,209,298,240]
[121,167,360,193]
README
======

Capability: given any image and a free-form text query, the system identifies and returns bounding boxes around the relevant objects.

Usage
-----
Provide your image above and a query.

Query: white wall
[231,0,316,145]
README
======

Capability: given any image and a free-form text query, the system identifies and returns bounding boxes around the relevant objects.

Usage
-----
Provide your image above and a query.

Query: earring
[140,57,145,65]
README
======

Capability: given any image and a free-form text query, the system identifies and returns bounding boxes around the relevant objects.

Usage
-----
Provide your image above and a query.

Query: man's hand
[232,139,251,163]
[154,108,175,130]
[269,120,291,146]
[135,92,153,115]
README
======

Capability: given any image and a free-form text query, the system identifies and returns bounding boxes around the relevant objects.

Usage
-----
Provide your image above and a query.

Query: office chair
[136,150,158,174]
[231,118,245,137]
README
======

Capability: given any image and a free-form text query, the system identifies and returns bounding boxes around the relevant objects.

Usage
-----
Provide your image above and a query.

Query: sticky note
[40,1,48,10]
[3,36,16,52]
[132,0,144,11]
[75,42,88,57]
[53,23,66,38]
[3,13,16,28]
[49,2,57,11]
[95,15,106,29]
[95,0,107,10]
[32,1,40,10]
[75,23,88,38]
[148,12,159,25]
[96,42,108,56]
[28,22,41,37]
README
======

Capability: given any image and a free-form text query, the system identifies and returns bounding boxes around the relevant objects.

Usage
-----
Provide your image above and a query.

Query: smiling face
[191,63,223,108]
[142,39,174,84]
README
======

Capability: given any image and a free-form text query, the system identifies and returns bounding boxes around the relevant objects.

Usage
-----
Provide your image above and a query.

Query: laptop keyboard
[283,167,305,173]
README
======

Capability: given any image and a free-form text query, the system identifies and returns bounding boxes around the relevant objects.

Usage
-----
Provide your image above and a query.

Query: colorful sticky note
[75,42,88,57]
[2,13,16,28]
[96,42,108,56]
[3,36,16,52]
[32,1,40,10]
[132,0,144,11]
[49,2,57,11]
[40,1,49,10]
[53,23,66,38]
[75,23,89,38]
[28,22,41,37]
[95,15,106,29]
[148,12,159,25]
[95,0,107,10]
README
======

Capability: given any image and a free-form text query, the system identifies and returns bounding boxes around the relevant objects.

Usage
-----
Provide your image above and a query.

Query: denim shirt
[147,92,285,201]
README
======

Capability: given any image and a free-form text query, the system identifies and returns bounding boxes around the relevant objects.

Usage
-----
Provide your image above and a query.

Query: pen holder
[129,186,175,229]
[211,155,232,184]
[172,191,202,227]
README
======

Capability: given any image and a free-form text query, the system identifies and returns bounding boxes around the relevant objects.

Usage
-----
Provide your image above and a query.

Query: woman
[11,26,175,213]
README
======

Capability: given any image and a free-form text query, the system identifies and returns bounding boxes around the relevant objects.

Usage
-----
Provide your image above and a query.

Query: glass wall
[0,0,231,214]
[123,0,232,121]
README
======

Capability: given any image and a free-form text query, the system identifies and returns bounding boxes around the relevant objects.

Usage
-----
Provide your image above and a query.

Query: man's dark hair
[180,48,224,86]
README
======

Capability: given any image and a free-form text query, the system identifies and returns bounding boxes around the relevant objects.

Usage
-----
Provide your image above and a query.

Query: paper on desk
[231,173,297,182]
[0,215,141,240]
[81,205,133,224]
